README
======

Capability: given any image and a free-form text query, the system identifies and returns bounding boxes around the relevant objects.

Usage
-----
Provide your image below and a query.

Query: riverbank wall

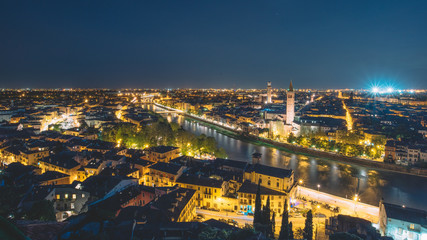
[154,103,427,177]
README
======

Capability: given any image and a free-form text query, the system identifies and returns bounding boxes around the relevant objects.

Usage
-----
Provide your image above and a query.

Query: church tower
[267,81,272,104]
[286,81,295,124]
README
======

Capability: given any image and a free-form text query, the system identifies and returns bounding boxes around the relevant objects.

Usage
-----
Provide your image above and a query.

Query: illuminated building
[145,162,186,187]
[379,201,427,240]
[267,81,272,104]
[244,163,295,194]
[237,181,287,214]
[286,81,295,125]
[176,174,228,210]
[146,146,180,163]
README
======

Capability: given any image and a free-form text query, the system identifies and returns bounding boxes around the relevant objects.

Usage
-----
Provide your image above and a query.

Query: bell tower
[267,81,272,104]
[286,81,295,125]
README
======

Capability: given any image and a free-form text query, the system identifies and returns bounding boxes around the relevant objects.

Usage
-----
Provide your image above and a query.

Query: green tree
[263,196,271,224]
[271,212,276,238]
[198,226,230,240]
[329,232,362,240]
[227,226,257,240]
[253,179,262,226]
[263,196,271,237]
[303,210,313,240]
[289,221,294,240]
[279,199,289,240]
[27,200,56,221]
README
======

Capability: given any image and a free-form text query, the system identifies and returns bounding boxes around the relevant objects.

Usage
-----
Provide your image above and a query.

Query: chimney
[252,152,262,165]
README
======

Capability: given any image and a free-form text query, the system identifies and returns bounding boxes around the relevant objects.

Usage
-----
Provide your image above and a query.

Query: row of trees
[287,133,383,159]
[101,119,227,158]
[253,180,275,238]
[252,179,314,240]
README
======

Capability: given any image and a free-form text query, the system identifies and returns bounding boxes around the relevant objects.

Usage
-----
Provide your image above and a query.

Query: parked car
[227,219,238,226]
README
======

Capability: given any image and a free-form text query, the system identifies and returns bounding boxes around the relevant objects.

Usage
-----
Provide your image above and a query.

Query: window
[268,180,271,186]
[65,194,68,199]
[72,194,76,199]
[70,203,75,209]
[56,194,60,200]
[409,224,415,230]
[276,182,279,187]
[82,194,85,198]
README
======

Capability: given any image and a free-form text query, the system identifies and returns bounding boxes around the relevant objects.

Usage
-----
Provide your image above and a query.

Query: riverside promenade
[153,102,427,177]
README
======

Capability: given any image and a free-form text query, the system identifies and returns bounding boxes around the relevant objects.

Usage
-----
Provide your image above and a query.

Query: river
[148,104,427,210]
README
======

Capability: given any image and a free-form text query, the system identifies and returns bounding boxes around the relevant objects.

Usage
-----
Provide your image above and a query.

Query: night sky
[1,1,426,89]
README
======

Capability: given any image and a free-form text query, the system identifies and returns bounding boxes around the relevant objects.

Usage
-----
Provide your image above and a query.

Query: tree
[278,199,289,240]
[303,210,313,240]
[329,232,362,240]
[253,179,262,225]
[228,225,257,240]
[263,196,271,224]
[294,227,304,239]
[289,221,294,240]
[27,200,56,221]
[198,226,230,240]
[271,212,276,238]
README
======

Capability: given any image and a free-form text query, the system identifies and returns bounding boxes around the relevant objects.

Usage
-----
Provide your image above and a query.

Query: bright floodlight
[386,87,393,93]
[371,87,379,93]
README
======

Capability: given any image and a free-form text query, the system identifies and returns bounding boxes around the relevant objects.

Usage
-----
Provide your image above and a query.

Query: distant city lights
[369,85,401,94]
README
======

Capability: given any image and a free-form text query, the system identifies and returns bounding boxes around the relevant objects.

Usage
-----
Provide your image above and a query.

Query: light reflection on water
[148,105,427,210]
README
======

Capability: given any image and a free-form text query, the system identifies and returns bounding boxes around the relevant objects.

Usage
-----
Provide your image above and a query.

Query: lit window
[71,203,75,209]
[410,224,415,230]
[56,194,60,200]
[65,194,68,199]
[82,194,85,198]
[72,194,76,199]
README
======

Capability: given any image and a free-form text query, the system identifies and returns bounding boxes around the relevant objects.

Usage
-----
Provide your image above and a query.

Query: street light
[353,194,360,216]
[353,194,359,202]
[317,184,320,192]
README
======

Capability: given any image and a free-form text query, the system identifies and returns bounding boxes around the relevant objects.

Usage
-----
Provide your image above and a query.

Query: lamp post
[298,179,304,198]
[353,194,359,216]
[317,184,320,192]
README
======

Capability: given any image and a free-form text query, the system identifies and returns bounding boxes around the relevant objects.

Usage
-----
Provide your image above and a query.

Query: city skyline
[1,1,427,89]
[0,2,426,239]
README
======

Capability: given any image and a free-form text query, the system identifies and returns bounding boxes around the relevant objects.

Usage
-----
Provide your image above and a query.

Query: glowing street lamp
[317,184,320,192]
[371,87,379,94]
[353,194,359,202]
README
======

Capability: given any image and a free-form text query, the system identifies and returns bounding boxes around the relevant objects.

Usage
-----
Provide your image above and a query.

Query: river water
[149,105,427,210]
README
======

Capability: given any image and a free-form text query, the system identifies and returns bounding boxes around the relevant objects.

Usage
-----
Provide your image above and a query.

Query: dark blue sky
[1,1,426,89]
